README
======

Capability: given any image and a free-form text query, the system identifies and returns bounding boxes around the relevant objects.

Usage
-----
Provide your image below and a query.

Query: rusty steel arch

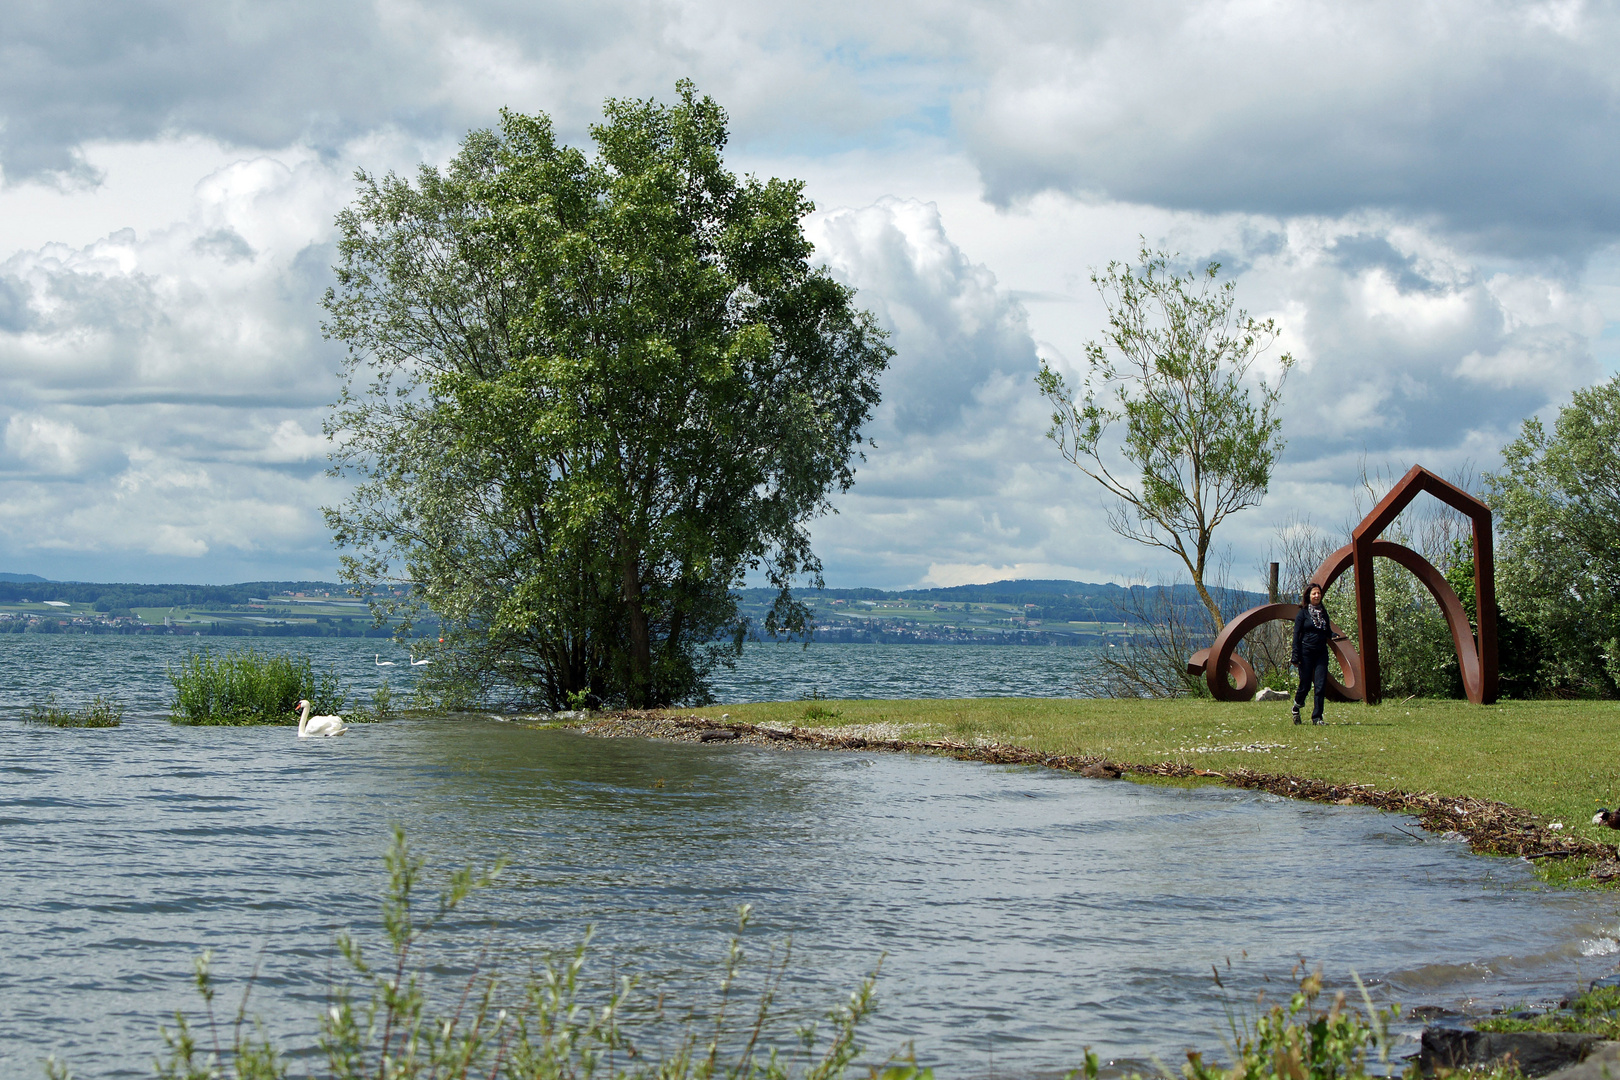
[1345,466,1497,705]
[1185,465,1498,706]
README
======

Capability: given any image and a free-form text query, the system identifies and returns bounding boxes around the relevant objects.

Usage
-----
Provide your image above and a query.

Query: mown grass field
[705,696,1620,850]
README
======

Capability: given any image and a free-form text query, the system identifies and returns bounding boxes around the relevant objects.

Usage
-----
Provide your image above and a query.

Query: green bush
[370,677,394,720]
[25,693,123,728]
[167,648,351,726]
[1180,967,1397,1080]
[137,828,933,1080]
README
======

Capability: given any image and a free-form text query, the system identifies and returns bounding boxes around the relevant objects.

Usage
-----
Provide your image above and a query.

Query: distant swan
[375,654,395,666]
[294,699,349,738]
[411,658,432,666]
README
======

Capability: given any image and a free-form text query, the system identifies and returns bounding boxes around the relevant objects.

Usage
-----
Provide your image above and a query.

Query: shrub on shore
[24,693,123,728]
[167,648,352,726]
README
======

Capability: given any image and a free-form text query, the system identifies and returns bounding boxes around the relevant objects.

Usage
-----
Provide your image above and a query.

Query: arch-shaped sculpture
[1345,466,1497,705]
[1186,465,1498,705]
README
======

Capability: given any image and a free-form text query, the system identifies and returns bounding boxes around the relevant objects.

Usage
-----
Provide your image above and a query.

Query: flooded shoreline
[3,637,1619,1078]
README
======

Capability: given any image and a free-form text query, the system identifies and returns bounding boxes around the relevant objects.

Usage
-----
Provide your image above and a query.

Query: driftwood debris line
[579,711,1617,865]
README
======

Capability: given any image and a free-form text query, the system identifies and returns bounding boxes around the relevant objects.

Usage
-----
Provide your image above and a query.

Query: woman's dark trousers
[1295,649,1329,721]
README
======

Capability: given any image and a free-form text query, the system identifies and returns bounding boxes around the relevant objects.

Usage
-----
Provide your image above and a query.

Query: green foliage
[1443,540,1545,699]
[323,82,891,711]
[167,648,351,725]
[147,827,931,1080]
[1486,375,1620,697]
[1477,987,1620,1036]
[1036,244,1292,628]
[1182,968,1395,1080]
[24,693,123,728]
[1370,556,1461,701]
[370,678,394,720]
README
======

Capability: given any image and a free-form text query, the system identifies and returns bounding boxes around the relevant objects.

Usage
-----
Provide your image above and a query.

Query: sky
[1,0,1616,590]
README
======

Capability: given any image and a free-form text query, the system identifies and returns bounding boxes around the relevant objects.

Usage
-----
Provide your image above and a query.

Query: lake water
[3,636,1618,1078]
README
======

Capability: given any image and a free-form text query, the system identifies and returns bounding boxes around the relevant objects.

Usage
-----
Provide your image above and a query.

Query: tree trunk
[621,556,653,704]
[1192,575,1224,632]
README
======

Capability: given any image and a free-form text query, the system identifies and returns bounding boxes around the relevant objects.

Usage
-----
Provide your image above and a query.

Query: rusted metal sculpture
[1187,465,1497,705]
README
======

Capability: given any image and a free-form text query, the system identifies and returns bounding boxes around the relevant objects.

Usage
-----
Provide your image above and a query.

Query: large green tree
[322,83,891,709]
[1035,246,1292,629]
[1485,375,1620,696]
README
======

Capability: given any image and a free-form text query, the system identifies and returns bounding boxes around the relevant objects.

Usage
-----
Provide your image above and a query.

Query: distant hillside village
[0,574,1260,644]
[0,578,406,637]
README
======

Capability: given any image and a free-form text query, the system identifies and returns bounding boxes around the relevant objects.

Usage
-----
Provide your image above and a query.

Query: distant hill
[0,579,354,607]
[0,575,1266,642]
[736,578,1265,626]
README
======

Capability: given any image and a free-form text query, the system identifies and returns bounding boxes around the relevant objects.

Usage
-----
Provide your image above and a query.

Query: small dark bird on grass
[1592,808,1620,828]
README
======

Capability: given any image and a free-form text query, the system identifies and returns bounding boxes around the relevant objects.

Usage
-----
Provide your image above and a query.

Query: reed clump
[25,693,123,728]
[139,827,932,1080]
[167,648,352,726]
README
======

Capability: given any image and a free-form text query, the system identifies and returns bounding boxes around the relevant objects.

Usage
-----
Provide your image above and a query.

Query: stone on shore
[1420,1028,1612,1077]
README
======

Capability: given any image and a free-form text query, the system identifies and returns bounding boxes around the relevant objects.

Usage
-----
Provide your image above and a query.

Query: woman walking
[1291,582,1337,724]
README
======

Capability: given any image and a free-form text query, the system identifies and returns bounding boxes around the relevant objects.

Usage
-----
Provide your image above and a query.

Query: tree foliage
[322,83,891,709]
[1485,375,1620,696]
[1036,245,1292,629]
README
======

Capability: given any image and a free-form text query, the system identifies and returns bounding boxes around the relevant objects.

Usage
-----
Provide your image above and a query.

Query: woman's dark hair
[1302,581,1324,604]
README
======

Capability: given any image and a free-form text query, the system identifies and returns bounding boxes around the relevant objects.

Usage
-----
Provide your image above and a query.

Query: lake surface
[0,635,1106,714]
[3,636,1619,1078]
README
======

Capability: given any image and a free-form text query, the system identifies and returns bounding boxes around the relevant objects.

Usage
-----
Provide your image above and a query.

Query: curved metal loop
[1193,602,1362,703]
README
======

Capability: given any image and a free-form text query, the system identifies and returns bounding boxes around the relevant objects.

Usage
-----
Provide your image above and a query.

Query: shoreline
[566,710,1620,882]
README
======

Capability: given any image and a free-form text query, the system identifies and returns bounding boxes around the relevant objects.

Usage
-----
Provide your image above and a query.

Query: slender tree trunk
[621,555,653,704]
[1183,538,1225,631]
[1193,576,1224,631]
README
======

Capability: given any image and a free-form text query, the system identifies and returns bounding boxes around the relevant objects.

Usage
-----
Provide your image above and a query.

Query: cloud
[0,144,358,580]
[811,198,1038,434]
[0,6,1616,589]
[806,198,1144,587]
[957,1,1620,255]
[1234,220,1602,456]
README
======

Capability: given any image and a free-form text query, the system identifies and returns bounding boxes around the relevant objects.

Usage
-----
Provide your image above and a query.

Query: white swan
[295,699,349,738]
[411,658,432,666]
[375,654,396,667]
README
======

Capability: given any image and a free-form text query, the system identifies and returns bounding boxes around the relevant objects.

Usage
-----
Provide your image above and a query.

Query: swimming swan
[411,658,432,666]
[295,699,349,738]
[375,654,396,666]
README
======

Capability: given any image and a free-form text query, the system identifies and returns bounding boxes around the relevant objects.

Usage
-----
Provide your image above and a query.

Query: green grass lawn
[706,696,1620,848]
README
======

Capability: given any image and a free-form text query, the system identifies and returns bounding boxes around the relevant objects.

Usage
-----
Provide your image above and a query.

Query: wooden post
[1268,562,1280,604]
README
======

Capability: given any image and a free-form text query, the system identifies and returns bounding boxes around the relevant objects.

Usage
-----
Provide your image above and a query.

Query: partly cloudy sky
[1,0,1615,588]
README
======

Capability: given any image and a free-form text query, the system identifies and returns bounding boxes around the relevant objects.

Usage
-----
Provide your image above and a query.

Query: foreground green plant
[144,827,932,1080]
[1182,967,1396,1080]
[167,648,352,725]
[25,693,123,728]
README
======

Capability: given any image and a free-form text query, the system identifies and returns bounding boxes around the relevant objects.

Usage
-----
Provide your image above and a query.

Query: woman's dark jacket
[1292,605,1335,664]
